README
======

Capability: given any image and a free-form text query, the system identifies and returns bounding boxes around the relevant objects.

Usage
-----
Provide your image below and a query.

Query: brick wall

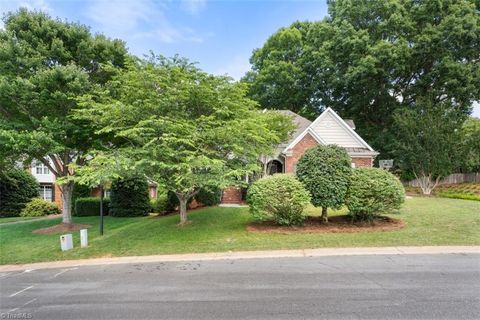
[221,187,243,204]
[284,133,319,174]
[90,187,101,197]
[54,183,62,209]
[351,157,373,168]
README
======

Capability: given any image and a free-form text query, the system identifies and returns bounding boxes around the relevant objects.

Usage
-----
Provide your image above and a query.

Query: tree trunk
[321,206,328,223]
[60,181,74,224]
[178,195,189,225]
[417,174,441,195]
[175,190,200,225]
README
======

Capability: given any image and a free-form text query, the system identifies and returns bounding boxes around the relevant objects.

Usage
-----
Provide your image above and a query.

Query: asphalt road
[1,253,479,320]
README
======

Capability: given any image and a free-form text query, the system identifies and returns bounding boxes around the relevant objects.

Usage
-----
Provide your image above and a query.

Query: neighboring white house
[30,159,58,203]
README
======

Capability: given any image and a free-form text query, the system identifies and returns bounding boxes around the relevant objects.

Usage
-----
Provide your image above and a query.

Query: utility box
[60,234,73,251]
[80,229,88,248]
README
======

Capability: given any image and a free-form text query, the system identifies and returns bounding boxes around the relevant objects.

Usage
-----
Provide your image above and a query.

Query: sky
[1,0,479,116]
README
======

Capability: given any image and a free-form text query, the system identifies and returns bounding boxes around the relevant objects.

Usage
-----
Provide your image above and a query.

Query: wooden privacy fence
[405,172,480,187]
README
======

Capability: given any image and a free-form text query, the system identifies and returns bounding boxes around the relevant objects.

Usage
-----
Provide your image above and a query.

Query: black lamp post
[99,183,104,236]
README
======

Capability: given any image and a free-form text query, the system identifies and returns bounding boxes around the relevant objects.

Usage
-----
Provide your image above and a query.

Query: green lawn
[0,216,44,224]
[1,197,479,265]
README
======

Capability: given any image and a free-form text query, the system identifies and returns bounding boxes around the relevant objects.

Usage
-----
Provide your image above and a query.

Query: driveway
[1,253,479,319]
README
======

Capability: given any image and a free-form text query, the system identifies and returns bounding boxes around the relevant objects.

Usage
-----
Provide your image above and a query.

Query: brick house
[28,160,157,209]
[221,108,379,204]
[28,108,377,208]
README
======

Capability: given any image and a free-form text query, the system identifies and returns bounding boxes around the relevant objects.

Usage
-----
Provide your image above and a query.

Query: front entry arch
[266,160,284,175]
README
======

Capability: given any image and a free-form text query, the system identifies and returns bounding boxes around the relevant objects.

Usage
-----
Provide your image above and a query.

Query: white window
[39,184,53,202]
[35,162,50,175]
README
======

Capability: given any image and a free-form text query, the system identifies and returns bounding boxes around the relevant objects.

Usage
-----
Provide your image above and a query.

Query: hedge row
[74,197,111,217]
[109,176,150,217]
[0,169,39,217]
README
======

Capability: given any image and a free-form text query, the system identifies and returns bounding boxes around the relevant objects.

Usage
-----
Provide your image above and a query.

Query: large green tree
[457,117,480,173]
[245,0,480,156]
[0,9,128,223]
[392,97,464,194]
[76,56,292,224]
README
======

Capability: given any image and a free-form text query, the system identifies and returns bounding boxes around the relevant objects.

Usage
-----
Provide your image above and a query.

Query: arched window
[266,160,284,175]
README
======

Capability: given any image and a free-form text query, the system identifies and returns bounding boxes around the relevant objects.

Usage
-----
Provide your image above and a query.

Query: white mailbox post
[60,234,73,251]
[80,229,88,248]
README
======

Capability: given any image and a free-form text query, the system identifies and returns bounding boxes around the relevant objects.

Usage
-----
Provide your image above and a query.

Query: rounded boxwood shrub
[20,198,60,217]
[0,169,39,217]
[196,186,222,206]
[74,197,110,216]
[247,174,311,226]
[346,167,405,221]
[109,175,150,217]
[296,145,352,223]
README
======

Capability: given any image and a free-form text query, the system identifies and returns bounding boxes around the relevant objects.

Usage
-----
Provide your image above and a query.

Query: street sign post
[379,159,394,170]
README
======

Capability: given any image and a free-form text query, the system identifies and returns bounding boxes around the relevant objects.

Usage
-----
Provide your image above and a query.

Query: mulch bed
[33,223,92,235]
[247,215,405,234]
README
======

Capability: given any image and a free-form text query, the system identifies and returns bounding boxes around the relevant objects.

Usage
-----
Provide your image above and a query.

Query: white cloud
[85,0,205,44]
[214,54,251,80]
[0,0,52,28]
[181,0,206,15]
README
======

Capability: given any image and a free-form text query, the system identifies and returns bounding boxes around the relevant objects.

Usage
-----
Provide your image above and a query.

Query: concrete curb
[1,246,479,272]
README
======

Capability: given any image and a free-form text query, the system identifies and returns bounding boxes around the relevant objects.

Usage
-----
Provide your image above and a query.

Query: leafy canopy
[75,55,293,222]
[0,9,128,222]
[457,117,480,173]
[245,0,480,157]
[392,97,464,182]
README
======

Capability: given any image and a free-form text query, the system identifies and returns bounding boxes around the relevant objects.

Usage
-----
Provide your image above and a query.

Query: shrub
[74,197,110,216]
[437,192,480,201]
[247,174,311,226]
[296,145,352,223]
[346,168,405,221]
[196,186,222,206]
[0,169,39,217]
[20,198,60,217]
[150,193,169,214]
[71,183,91,214]
[109,176,150,217]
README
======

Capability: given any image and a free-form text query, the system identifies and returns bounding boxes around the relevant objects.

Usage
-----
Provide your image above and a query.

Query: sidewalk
[1,246,479,272]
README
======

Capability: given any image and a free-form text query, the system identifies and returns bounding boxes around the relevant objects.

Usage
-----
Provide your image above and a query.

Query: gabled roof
[281,108,378,156]
[275,110,313,153]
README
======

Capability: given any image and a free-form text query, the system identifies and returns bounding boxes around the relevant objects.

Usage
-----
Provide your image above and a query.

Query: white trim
[309,108,376,152]
[347,152,379,157]
[283,128,326,152]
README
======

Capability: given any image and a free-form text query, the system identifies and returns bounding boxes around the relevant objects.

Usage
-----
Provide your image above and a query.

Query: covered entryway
[266,159,284,175]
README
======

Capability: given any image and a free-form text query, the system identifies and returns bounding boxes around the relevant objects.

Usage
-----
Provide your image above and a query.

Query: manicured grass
[0,216,43,224]
[1,197,479,265]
